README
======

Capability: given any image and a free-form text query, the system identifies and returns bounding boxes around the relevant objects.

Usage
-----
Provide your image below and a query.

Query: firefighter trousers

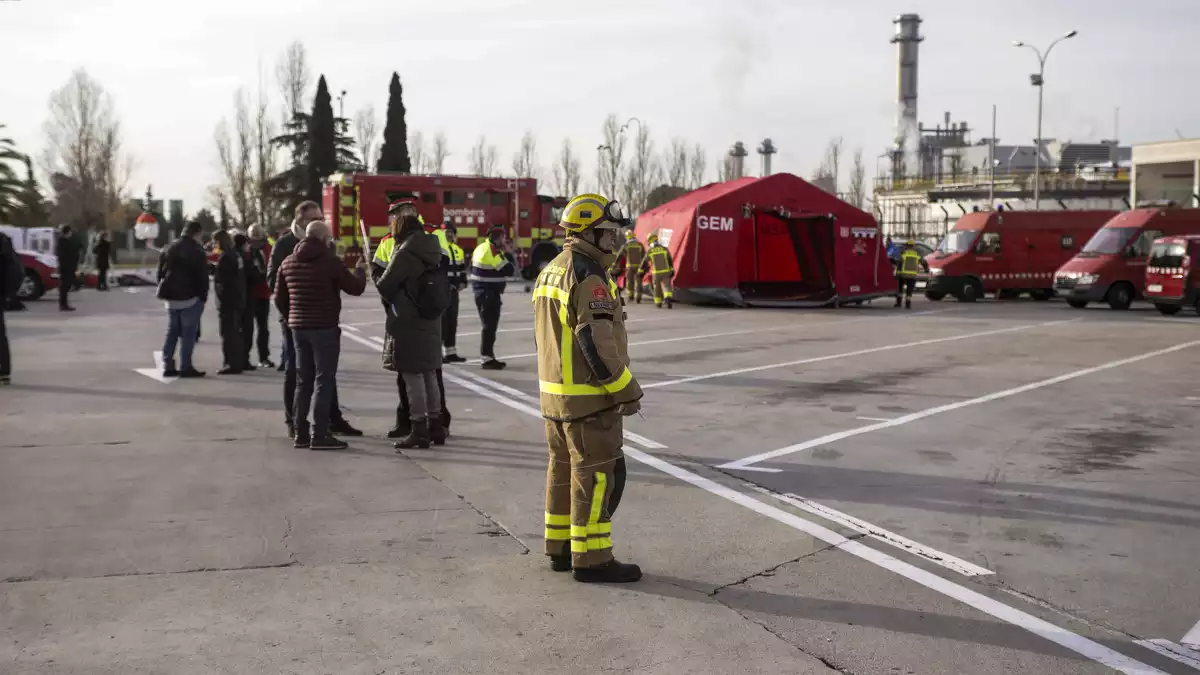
[543,411,625,568]
[624,267,643,302]
[651,273,674,306]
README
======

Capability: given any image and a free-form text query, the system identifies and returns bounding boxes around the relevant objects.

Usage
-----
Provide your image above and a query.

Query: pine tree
[306,75,337,202]
[376,72,410,173]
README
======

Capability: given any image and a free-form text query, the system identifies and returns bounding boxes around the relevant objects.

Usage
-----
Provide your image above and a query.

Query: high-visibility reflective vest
[898,249,922,277]
[447,241,467,287]
[470,239,513,290]
[647,244,673,275]
[533,238,642,421]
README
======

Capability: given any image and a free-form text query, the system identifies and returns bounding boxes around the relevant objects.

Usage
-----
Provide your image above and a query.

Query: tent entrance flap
[741,212,837,304]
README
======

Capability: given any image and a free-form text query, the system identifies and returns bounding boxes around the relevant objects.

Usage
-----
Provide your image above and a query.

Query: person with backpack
[372,200,452,441]
[376,214,449,450]
[0,230,24,385]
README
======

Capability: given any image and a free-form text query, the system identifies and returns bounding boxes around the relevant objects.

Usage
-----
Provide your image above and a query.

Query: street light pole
[1012,30,1076,210]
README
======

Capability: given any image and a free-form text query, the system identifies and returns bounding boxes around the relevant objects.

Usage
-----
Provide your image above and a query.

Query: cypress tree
[306,75,338,202]
[376,72,410,173]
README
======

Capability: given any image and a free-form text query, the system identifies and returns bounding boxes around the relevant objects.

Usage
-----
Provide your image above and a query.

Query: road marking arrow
[1184,620,1200,650]
[134,351,176,384]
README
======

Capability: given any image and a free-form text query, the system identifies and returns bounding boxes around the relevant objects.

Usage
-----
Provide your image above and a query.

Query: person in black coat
[239,230,266,369]
[56,225,81,311]
[214,230,249,374]
[92,232,114,291]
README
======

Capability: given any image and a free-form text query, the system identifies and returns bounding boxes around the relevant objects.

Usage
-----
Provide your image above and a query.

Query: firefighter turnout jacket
[641,242,674,278]
[534,237,643,421]
[612,239,646,275]
[897,248,922,278]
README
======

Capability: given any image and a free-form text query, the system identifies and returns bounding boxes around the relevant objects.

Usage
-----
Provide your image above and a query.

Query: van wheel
[955,279,982,303]
[1030,289,1053,301]
[17,270,44,301]
[1067,300,1088,309]
[1106,283,1134,310]
[924,291,946,301]
[1155,303,1182,316]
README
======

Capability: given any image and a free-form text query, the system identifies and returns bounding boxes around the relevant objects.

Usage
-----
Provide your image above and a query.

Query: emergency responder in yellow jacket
[535,193,644,583]
[611,230,647,304]
[441,225,468,364]
[639,232,675,309]
[372,200,451,438]
[895,239,926,310]
[470,226,514,370]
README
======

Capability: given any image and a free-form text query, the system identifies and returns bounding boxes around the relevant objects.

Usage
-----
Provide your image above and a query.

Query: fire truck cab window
[444,191,467,205]
[491,192,508,206]
[975,232,1002,255]
[421,192,436,203]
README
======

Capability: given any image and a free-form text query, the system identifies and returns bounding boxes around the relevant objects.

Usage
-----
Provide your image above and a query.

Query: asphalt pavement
[2,285,1198,674]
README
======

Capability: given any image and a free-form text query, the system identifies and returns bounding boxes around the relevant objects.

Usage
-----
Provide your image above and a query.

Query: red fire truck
[322,173,569,278]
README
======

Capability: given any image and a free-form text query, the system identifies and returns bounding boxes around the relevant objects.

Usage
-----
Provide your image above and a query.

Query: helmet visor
[593,200,633,230]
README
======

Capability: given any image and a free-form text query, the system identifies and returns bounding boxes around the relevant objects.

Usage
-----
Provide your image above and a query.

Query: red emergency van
[922,210,1115,302]
[1144,235,1200,315]
[1055,207,1200,310]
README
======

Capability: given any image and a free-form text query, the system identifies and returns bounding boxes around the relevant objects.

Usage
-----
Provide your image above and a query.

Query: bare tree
[663,138,688,188]
[409,130,428,174]
[353,104,377,172]
[813,136,844,195]
[622,123,661,214]
[511,129,539,179]
[252,86,280,227]
[430,132,449,174]
[42,68,131,231]
[847,147,867,209]
[275,41,311,118]
[484,143,498,177]
[551,138,581,197]
[597,114,627,199]
[716,155,735,182]
[688,144,707,188]
[214,88,255,226]
[469,135,499,177]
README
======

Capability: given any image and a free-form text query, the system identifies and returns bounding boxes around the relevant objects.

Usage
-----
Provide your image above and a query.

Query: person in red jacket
[246,225,275,368]
[275,220,367,450]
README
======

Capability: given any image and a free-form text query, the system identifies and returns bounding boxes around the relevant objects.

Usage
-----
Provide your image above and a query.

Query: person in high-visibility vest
[441,224,468,364]
[639,232,675,309]
[612,230,647,304]
[469,225,514,370]
[371,200,451,439]
[895,239,926,310]
[534,193,643,583]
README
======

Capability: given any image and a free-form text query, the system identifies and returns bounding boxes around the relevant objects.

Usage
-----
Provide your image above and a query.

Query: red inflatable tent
[633,173,894,307]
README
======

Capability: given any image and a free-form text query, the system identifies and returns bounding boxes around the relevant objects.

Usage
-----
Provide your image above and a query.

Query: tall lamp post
[1012,30,1077,210]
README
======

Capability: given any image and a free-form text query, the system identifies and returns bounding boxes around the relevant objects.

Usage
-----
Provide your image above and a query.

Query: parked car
[16,251,59,301]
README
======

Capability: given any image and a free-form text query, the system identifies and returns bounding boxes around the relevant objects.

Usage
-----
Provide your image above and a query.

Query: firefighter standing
[640,232,675,309]
[469,225,514,370]
[535,193,643,584]
[441,224,468,364]
[372,201,452,438]
[613,231,646,303]
[895,239,925,309]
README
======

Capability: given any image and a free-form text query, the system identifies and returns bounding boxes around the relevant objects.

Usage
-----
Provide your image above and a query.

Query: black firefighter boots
[573,559,643,584]
[550,553,572,572]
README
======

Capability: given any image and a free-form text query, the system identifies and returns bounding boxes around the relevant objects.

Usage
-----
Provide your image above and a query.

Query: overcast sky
[3,0,1198,218]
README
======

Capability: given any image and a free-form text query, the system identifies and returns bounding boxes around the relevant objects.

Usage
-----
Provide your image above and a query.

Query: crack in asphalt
[280,515,298,565]
[708,543,848,597]
[3,561,300,584]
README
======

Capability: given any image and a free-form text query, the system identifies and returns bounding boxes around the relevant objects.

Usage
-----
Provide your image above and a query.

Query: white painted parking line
[856,416,894,422]
[750,486,994,577]
[422,362,1165,675]
[646,318,1078,390]
[1135,640,1200,671]
[721,336,1200,472]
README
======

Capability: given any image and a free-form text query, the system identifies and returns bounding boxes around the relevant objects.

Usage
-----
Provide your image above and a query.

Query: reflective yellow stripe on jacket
[649,246,672,274]
[899,249,921,277]
[532,280,633,397]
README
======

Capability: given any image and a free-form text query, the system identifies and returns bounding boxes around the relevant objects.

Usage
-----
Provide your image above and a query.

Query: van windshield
[1149,243,1187,268]
[937,230,979,254]
[1080,227,1137,256]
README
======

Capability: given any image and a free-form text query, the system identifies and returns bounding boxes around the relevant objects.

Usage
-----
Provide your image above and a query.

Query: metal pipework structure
[891,13,923,177]
[757,138,777,177]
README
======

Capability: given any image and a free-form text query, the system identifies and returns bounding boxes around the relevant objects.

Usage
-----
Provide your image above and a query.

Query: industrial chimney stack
[730,141,749,179]
[891,13,923,177]
[757,138,777,176]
